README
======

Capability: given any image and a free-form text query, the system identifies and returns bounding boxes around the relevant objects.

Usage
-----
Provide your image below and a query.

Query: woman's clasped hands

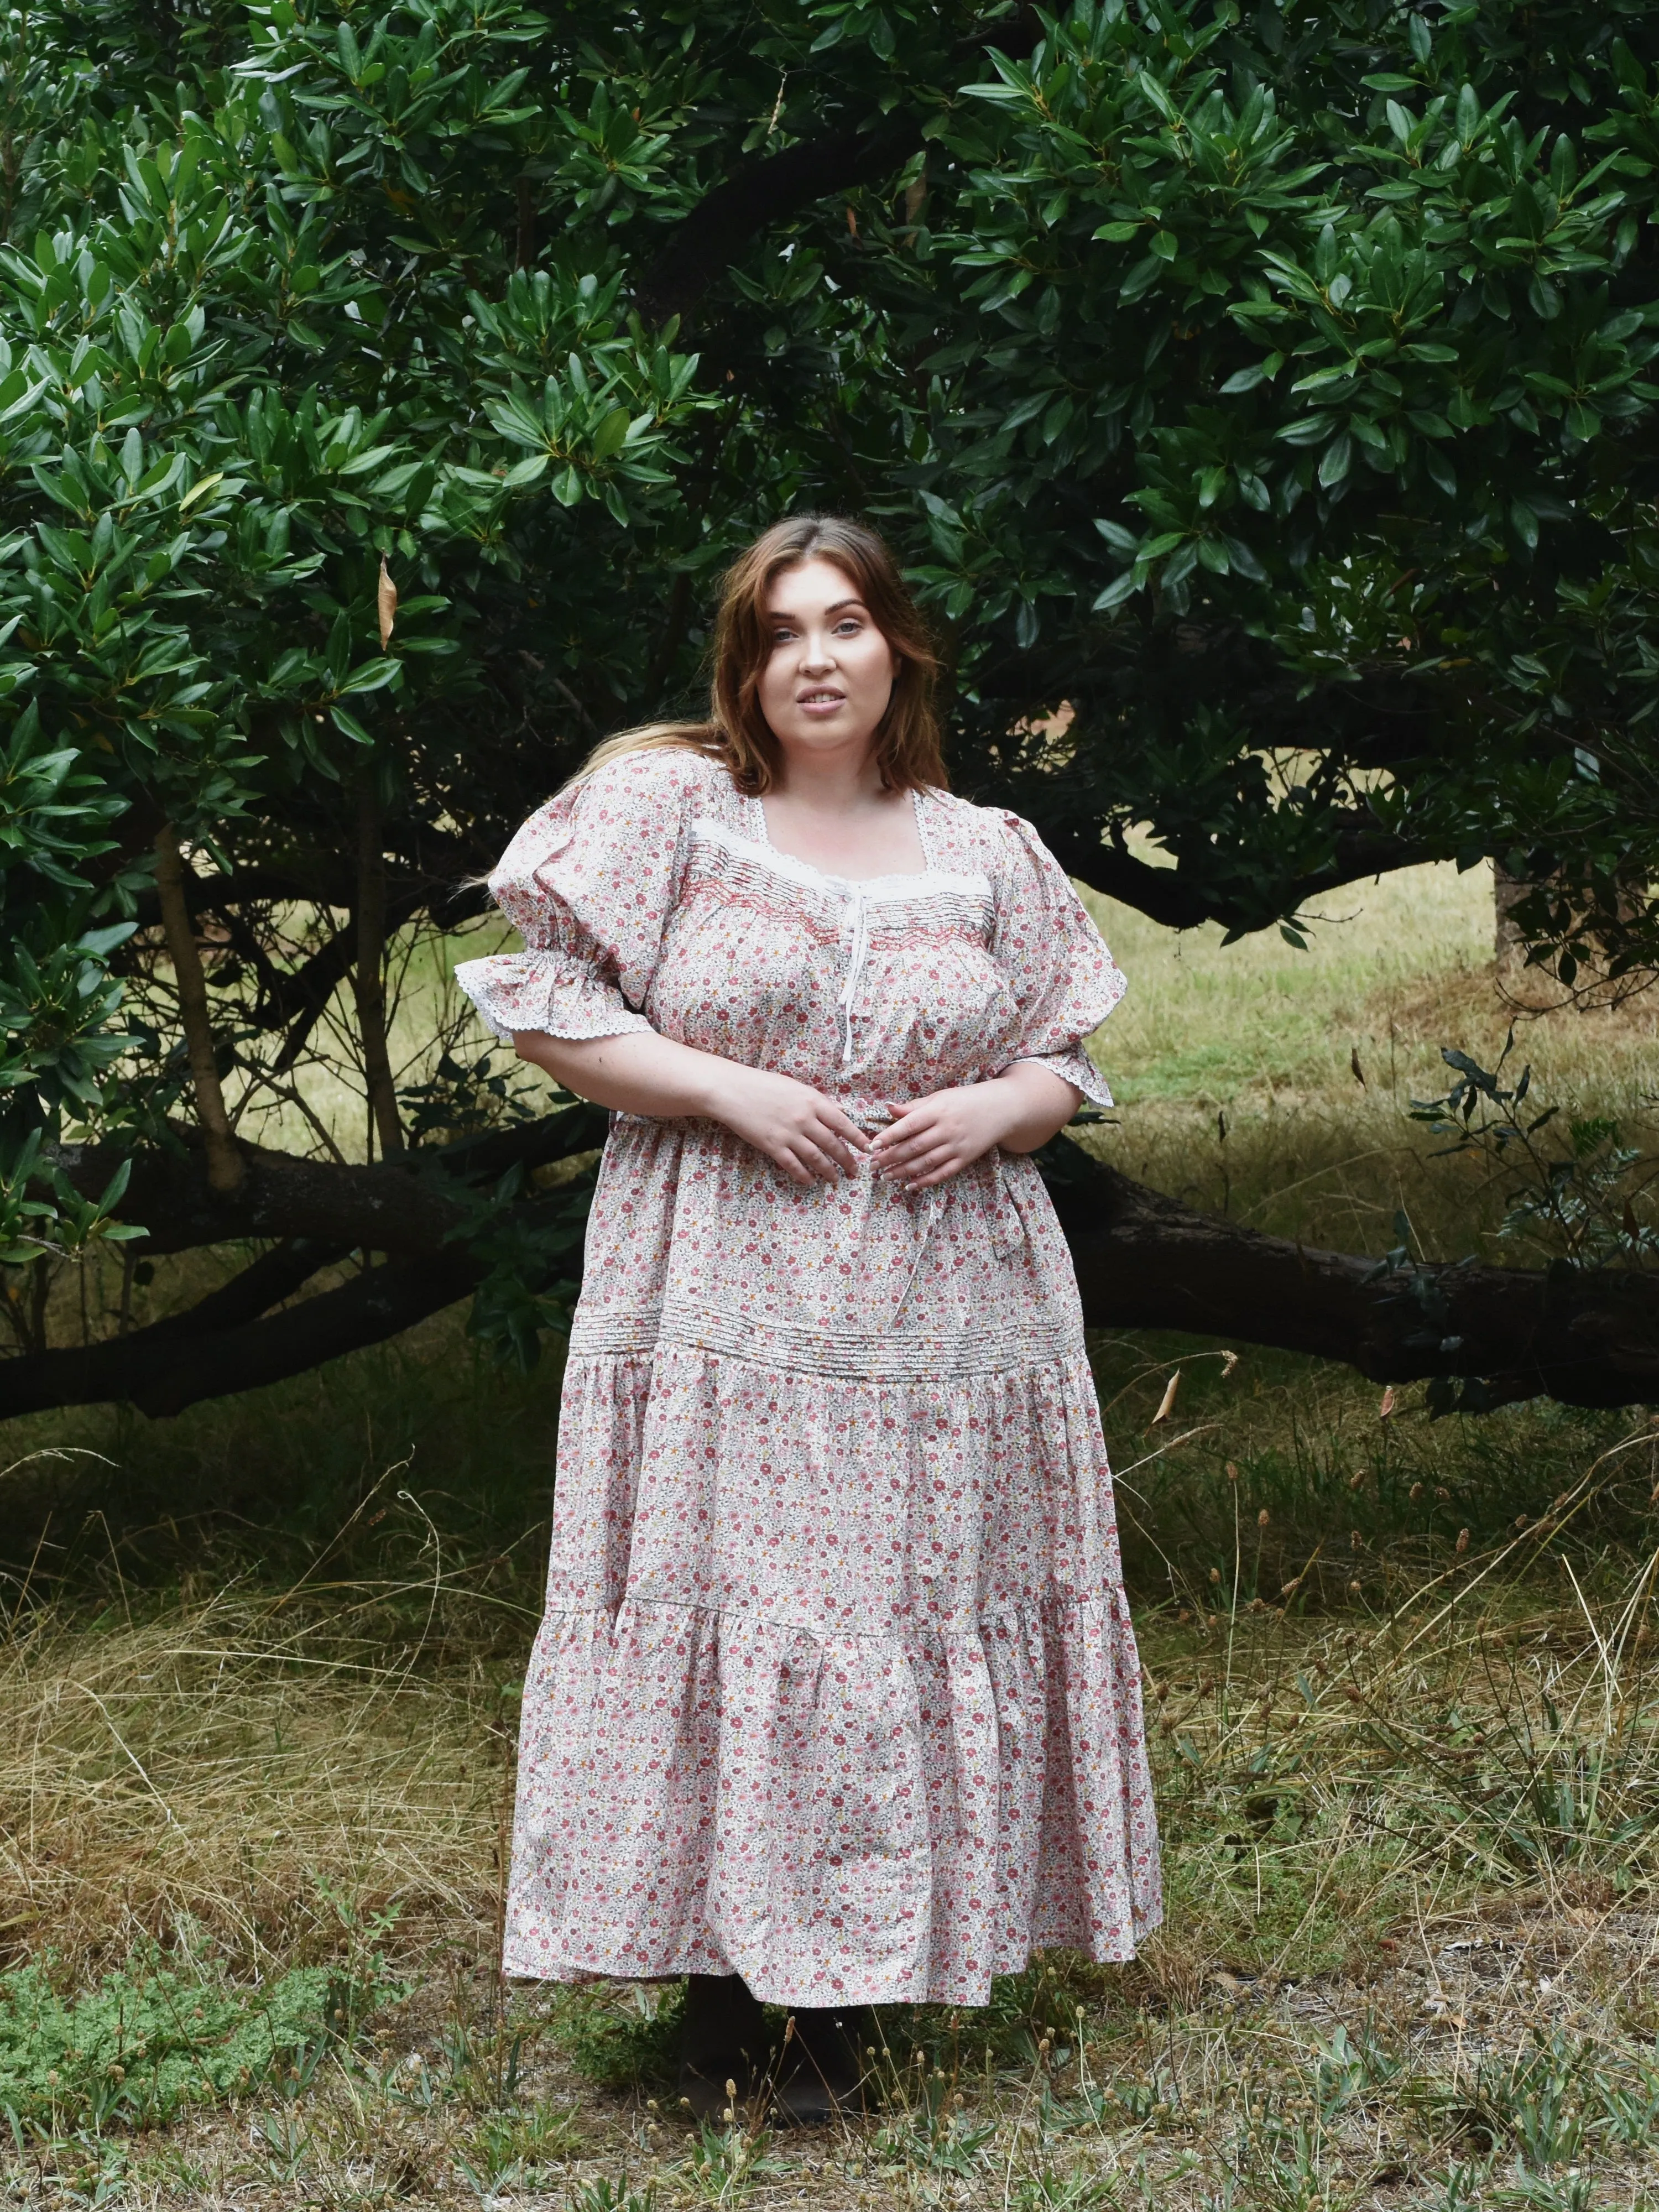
[705,1060,1077,1190]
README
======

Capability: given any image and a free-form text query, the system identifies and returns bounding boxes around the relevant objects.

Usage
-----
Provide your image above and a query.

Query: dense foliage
[0,0,1657,1395]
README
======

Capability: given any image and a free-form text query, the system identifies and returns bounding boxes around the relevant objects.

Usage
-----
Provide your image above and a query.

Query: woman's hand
[515,1029,870,1187]
[870,1064,1083,1188]
[703,1064,871,1186]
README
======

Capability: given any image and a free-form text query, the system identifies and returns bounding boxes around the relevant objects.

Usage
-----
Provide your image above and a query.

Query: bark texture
[353,780,405,1160]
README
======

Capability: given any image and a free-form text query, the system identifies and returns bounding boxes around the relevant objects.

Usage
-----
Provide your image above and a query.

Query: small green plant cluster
[551,1980,685,2092]
[0,1954,331,2133]
[1451,2029,1659,2171]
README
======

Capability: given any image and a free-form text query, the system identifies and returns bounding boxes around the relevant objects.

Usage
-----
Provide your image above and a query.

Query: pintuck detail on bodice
[456,745,1159,2008]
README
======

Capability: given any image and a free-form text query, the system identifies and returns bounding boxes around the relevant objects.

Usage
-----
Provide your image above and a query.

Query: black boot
[773,2002,871,2126]
[676,1974,774,2122]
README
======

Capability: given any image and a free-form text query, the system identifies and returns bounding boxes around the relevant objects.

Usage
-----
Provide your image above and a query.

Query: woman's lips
[796,691,846,714]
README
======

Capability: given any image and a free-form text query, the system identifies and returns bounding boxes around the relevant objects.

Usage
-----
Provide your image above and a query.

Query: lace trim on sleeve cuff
[455,953,654,1045]
[1009,1047,1115,1110]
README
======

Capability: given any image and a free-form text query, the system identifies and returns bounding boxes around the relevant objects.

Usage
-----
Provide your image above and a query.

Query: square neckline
[747,787,937,891]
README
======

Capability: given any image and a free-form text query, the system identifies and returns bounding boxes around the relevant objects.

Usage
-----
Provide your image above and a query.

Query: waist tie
[839,1104,1028,1325]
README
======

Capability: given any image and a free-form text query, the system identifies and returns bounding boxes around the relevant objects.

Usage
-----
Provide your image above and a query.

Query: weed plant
[0,1953,332,2133]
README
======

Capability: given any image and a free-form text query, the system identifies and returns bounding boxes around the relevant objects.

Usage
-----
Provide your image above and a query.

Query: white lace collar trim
[695,806,992,904]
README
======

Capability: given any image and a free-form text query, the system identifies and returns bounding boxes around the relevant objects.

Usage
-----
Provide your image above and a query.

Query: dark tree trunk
[4,1119,1654,1424]
[153,825,243,1194]
[353,779,405,1161]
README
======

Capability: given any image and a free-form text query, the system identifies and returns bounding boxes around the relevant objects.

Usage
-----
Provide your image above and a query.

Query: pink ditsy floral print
[457,747,1160,2005]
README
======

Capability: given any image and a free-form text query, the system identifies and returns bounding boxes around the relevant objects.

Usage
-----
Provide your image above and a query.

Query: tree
[656,0,1659,969]
[1,0,1658,1422]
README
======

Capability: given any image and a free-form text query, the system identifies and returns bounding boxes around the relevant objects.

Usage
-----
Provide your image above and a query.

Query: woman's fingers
[884,1143,958,1185]
[908,1154,967,1187]
[822,1101,872,1150]
[815,1125,864,1173]
[875,1118,947,1172]
[905,1156,959,1187]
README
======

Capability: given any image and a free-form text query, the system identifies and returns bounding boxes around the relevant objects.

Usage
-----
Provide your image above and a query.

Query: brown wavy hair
[575,514,947,794]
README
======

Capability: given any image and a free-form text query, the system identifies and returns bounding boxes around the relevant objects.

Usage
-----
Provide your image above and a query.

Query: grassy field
[3,863,1658,2210]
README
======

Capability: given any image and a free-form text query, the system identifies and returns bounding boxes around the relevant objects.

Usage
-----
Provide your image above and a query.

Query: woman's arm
[513,1029,870,1186]
[868,1061,1082,1188]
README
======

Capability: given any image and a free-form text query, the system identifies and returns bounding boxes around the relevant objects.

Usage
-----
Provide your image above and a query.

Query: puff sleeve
[455,750,695,1044]
[990,812,1126,1108]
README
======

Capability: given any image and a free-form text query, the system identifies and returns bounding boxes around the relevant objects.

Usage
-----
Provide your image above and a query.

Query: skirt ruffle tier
[503,1346,1161,2006]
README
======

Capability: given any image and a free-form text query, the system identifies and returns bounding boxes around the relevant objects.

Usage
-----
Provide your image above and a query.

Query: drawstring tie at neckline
[837,888,871,1068]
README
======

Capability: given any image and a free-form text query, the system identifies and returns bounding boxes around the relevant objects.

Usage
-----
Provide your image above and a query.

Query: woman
[458,516,1159,2122]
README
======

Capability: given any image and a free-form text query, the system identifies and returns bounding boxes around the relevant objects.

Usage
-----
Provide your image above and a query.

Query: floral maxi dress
[457,747,1160,2006]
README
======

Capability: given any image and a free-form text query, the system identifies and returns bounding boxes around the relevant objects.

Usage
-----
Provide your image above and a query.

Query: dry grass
[0,1568,513,1982]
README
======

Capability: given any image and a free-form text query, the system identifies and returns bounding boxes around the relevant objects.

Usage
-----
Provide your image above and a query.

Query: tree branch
[1045,1143,1659,1410]
[128,1251,479,1420]
[0,1245,479,1421]
[153,824,243,1194]
[634,118,920,325]
[56,1102,609,1260]
[0,1239,349,1418]
[353,778,404,1159]
[1035,811,1442,933]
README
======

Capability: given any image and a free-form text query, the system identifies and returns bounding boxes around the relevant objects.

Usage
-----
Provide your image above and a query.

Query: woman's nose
[800,635,835,672]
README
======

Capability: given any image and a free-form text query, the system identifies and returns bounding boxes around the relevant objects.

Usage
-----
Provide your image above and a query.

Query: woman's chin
[773,714,879,753]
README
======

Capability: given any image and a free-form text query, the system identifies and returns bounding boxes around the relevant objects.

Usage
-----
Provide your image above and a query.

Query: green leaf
[328,703,373,744]
[591,408,631,462]
[1092,571,1140,612]
[1318,433,1353,486]
[335,656,401,696]
[1118,256,1166,304]
[75,924,138,959]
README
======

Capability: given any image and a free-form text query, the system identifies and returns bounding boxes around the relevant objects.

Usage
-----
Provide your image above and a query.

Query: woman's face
[755,557,899,764]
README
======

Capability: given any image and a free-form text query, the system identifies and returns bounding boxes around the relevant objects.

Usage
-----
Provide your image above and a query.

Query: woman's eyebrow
[766,597,868,620]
